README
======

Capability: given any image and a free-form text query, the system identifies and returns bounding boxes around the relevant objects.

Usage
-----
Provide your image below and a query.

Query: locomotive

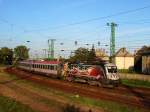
[18,60,120,87]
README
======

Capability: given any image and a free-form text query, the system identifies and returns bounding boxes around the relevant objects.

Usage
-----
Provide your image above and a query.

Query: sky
[0,0,150,58]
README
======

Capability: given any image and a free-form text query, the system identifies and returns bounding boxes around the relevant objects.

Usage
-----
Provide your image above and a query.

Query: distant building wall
[115,57,134,69]
[119,73,150,81]
[142,55,150,74]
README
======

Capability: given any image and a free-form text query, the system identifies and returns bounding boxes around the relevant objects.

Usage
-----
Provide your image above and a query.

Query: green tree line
[0,45,29,65]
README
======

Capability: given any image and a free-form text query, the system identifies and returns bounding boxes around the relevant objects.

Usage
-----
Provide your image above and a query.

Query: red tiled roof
[33,60,59,64]
[21,60,60,65]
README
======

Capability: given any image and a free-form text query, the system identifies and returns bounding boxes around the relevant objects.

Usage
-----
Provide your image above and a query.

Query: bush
[118,68,136,73]
[63,104,80,112]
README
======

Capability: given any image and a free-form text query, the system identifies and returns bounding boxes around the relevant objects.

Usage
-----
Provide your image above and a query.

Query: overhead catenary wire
[19,4,150,32]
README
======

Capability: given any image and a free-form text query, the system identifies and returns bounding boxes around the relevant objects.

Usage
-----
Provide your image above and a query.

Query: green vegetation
[0,47,13,65]
[14,45,29,60]
[0,45,29,66]
[122,79,150,88]
[63,104,81,112]
[14,76,144,112]
[118,68,136,74]
[0,70,147,112]
[69,46,96,63]
[66,96,143,112]
[0,95,35,112]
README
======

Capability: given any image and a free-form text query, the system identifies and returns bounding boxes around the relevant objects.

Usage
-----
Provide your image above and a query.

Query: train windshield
[107,66,117,73]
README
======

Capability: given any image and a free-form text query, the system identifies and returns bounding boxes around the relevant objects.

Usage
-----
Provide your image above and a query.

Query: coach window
[54,65,56,70]
[48,65,50,69]
[54,65,57,70]
[52,66,54,70]
[49,65,52,70]
[79,65,83,70]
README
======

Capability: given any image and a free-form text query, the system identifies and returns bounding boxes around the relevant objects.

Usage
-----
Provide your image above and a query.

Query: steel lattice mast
[48,39,56,60]
[107,22,117,57]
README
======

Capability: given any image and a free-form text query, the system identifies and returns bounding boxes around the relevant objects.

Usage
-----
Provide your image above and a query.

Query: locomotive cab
[104,63,120,86]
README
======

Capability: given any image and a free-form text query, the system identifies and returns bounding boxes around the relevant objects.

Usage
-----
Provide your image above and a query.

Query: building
[142,52,150,74]
[95,49,109,61]
[113,48,134,69]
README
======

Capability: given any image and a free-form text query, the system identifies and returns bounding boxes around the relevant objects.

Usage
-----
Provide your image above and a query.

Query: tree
[69,46,96,63]
[0,47,13,65]
[14,45,29,60]
[69,47,89,63]
[87,44,96,61]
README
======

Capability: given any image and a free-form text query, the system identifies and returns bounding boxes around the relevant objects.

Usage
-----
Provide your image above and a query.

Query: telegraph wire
[24,4,150,32]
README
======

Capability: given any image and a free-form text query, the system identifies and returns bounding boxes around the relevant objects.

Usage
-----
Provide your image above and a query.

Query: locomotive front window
[107,66,117,73]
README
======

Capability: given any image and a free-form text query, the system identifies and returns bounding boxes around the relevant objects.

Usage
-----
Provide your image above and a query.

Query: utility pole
[42,49,47,59]
[107,22,117,57]
[48,39,56,60]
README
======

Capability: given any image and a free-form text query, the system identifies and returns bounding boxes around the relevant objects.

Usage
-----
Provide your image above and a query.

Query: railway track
[6,67,150,111]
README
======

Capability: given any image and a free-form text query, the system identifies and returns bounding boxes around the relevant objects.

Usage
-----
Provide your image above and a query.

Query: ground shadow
[0,74,33,84]
[123,84,150,110]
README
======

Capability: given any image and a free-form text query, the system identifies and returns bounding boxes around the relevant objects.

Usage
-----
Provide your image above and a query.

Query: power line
[25,4,150,32]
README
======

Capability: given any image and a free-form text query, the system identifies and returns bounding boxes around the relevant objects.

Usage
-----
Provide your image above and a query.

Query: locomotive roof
[104,63,116,67]
[20,60,60,65]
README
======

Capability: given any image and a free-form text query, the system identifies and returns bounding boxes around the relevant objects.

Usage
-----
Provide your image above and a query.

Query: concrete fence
[119,73,150,82]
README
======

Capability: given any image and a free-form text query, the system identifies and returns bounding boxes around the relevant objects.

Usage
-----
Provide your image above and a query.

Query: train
[18,60,120,87]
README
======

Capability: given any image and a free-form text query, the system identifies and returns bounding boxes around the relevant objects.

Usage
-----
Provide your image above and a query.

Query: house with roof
[113,48,134,69]
[142,51,150,74]
[95,49,109,61]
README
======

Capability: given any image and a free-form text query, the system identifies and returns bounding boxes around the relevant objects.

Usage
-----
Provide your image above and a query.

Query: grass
[122,79,150,88]
[0,68,147,112]
[118,69,137,74]
[15,77,144,112]
[53,90,144,112]
[0,95,36,112]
